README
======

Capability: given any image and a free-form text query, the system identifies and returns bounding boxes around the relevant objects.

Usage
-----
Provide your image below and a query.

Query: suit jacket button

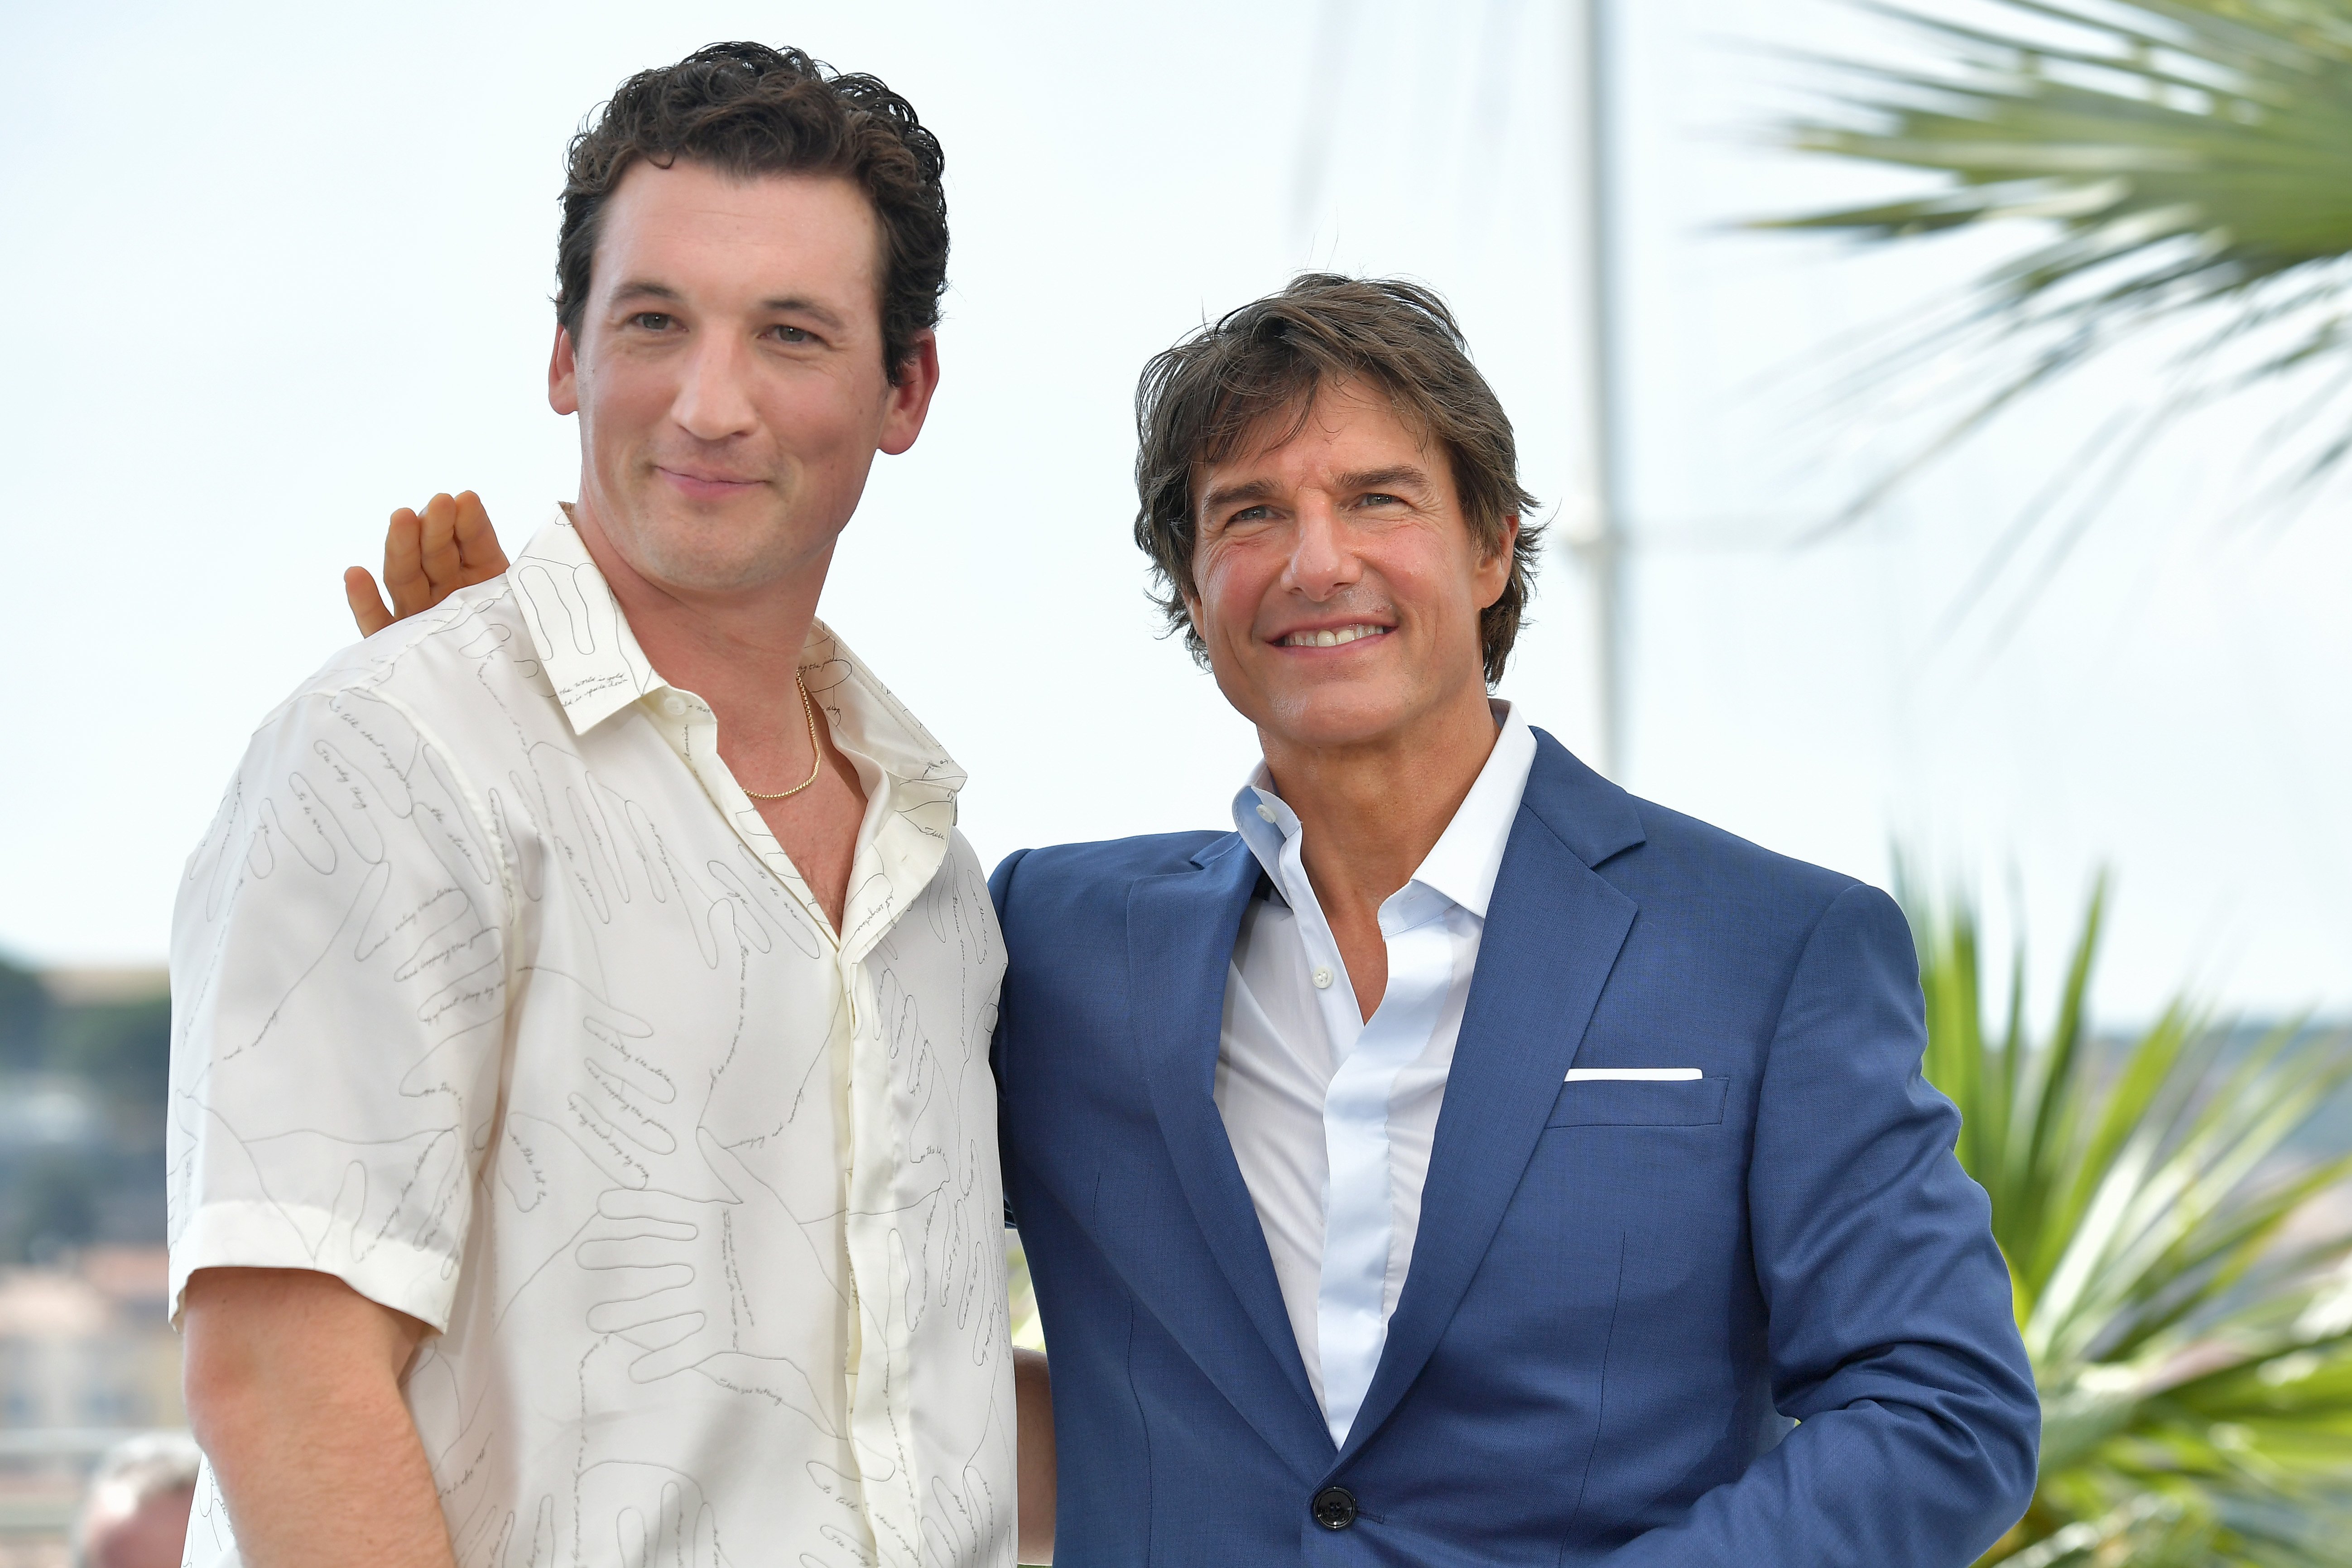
[1311,1486,1358,1530]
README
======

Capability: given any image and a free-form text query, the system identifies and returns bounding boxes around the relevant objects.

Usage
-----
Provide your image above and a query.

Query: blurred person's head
[548,42,948,603]
[1132,274,1542,758]
[72,1432,199,1568]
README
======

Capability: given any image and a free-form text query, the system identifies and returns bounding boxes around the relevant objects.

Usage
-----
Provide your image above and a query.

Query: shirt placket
[1252,794,1462,1447]
[1251,792,1361,1054]
[837,803,931,1568]
[1312,882,1457,1446]
[839,951,922,1566]
[654,684,915,1556]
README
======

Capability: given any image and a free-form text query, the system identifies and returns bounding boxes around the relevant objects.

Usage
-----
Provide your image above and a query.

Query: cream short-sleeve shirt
[169,512,1014,1568]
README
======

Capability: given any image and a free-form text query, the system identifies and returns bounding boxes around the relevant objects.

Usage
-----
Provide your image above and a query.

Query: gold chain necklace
[742,676,826,801]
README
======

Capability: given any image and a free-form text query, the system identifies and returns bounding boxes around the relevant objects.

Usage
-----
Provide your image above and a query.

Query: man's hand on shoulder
[344,491,510,637]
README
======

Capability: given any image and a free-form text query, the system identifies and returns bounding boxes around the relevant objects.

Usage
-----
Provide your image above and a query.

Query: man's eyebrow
[606,283,849,332]
[1199,477,1281,517]
[1198,464,1436,519]
[1339,465,1433,495]
[758,295,848,331]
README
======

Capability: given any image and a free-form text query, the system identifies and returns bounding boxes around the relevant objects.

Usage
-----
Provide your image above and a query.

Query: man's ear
[1476,515,1520,609]
[879,332,942,457]
[549,325,580,416]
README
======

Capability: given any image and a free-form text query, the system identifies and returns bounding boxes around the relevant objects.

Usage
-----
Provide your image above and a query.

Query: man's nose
[1283,500,1359,599]
[671,333,758,442]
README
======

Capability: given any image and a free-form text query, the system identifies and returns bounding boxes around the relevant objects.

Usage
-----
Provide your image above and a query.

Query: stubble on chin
[630,527,773,594]
[597,470,800,596]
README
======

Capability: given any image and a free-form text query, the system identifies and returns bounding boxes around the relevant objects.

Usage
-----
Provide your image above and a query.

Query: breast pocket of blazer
[1545,1076,1731,1128]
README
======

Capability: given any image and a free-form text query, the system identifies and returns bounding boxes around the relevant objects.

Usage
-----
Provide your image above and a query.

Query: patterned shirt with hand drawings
[168,511,1015,1568]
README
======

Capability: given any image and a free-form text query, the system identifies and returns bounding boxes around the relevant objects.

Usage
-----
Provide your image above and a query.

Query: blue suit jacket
[989,733,2037,1565]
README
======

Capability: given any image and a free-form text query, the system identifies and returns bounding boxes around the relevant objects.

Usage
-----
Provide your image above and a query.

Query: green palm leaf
[1904,874,2352,1564]
[1761,1,2352,553]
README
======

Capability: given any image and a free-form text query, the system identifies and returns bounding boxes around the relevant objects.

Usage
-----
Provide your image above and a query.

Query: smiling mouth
[1278,624,1391,649]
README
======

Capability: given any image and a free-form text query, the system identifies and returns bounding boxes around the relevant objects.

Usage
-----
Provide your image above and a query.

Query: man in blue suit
[989,274,2038,1563]
[342,267,2036,1561]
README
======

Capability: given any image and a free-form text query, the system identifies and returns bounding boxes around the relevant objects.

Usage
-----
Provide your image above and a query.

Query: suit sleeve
[989,849,1034,1229]
[1609,882,2039,1567]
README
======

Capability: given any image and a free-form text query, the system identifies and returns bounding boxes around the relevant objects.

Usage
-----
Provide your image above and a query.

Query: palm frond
[1904,877,2352,1565]
[1760,0,2352,565]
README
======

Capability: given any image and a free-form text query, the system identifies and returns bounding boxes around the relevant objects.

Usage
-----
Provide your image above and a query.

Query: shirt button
[1312,967,1333,989]
[661,694,687,717]
[1255,803,1276,823]
[1311,1486,1358,1530]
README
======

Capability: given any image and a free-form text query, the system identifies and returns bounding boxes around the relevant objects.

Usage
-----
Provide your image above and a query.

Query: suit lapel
[1126,835,1333,1461]
[1336,735,1644,1464]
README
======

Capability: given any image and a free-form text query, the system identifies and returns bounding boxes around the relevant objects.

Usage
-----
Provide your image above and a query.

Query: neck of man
[564,496,832,717]
[1260,678,1502,986]
[562,491,871,934]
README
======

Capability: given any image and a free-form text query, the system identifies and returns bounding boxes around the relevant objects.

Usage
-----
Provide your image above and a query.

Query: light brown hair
[1132,274,1543,685]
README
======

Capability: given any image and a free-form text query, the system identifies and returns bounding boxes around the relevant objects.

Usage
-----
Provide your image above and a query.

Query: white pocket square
[1564,1067,1701,1082]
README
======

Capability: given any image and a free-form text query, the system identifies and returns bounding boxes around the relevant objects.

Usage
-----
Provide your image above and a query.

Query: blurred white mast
[1568,0,1628,780]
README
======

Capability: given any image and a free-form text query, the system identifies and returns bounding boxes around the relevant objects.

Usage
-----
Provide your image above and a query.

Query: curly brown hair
[1132,274,1543,687]
[554,43,948,383]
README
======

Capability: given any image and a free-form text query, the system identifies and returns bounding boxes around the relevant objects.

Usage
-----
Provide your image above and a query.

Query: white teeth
[1284,624,1387,648]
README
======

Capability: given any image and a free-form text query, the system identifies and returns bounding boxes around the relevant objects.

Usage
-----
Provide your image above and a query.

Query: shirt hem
[169,1200,460,1333]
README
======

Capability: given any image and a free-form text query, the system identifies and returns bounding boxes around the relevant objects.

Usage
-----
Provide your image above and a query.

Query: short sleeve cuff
[169,1200,461,1333]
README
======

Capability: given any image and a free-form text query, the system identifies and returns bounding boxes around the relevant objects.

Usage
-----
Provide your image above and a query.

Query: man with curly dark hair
[172,43,1049,1568]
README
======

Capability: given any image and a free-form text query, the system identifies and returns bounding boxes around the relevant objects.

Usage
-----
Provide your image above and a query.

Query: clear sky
[2,0,2344,1027]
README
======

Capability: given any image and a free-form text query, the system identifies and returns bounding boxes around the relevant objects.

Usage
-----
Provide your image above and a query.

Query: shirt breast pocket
[1544,1076,1729,1128]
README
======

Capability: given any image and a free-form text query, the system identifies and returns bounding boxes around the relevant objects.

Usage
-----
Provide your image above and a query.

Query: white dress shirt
[169,511,1015,1568]
[1214,699,1537,1446]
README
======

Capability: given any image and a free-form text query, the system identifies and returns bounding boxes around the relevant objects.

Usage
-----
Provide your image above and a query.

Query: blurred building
[0,1246,182,1563]
[0,1249,179,1431]
[0,964,167,1268]
[0,961,179,1563]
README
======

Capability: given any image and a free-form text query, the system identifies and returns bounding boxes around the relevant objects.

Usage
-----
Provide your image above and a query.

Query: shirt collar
[508,506,965,796]
[808,622,967,962]
[801,622,966,806]
[510,508,663,735]
[1232,699,1537,922]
